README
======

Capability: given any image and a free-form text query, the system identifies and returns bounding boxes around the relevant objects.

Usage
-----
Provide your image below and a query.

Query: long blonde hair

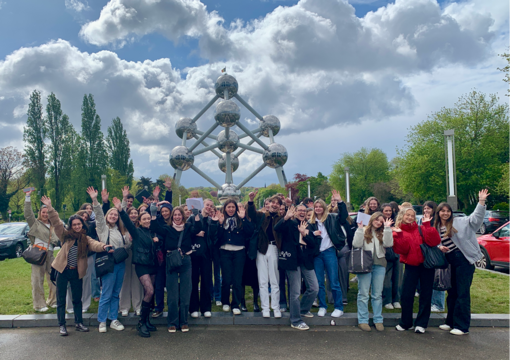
[395,207,416,228]
[105,208,127,235]
[310,199,329,224]
[364,212,385,244]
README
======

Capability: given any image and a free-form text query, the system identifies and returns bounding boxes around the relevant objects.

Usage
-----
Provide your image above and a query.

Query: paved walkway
[0,326,508,360]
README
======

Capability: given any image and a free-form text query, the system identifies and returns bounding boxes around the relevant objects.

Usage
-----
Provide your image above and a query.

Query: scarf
[172,222,184,231]
[224,216,237,231]
[64,228,88,259]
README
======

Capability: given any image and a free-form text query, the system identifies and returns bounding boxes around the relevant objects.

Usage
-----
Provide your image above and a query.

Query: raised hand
[357,222,363,228]
[383,218,394,227]
[196,231,205,238]
[101,189,109,203]
[122,186,130,199]
[24,188,35,196]
[153,185,161,199]
[142,196,150,204]
[212,210,220,221]
[298,220,309,234]
[248,189,259,201]
[331,189,342,203]
[284,197,292,206]
[41,195,51,207]
[164,177,172,190]
[393,227,402,233]
[237,207,246,219]
[479,189,490,202]
[217,212,224,224]
[112,197,122,211]
[285,206,295,220]
[422,213,432,223]
[86,187,98,201]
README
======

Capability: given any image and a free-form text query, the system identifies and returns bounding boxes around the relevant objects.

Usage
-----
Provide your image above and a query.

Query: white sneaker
[312,300,319,308]
[216,301,222,306]
[190,312,199,318]
[431,305,441,312]
[392,302,401,309]
[233,308,241,315]
[222,305,230,312]
[302,312,313,318]
[415,292,419,297]
[384,303,394,310]
[350,275,358,283]
[204,312,212,318]
[318,308,327,317]
[82,309,88,313]
[135,309,141,316]
[291,322,309,331]
[262,311,270,318]
[450,328,468,335]
[121,310,128,317]
[99,322,107,333]
[395,325,413,331]
[51,304,57,309]
[415,326,426,334]
[274,310,282,318]
[37,307,49,312]
[67,309,74,314]
[439,324,452,331]
[110,320,124,331]
[331,309,344,318]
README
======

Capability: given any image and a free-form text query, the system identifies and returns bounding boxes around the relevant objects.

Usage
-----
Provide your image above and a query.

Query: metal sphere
[260,115,281,137]
[262,143,288,169]
[214,100,240,127]
[215,74,238,98]
[169,146,194,171]
[218,154,239,173]
[175,117,197,140]
[217,130,239,153]
[218,183,241,203]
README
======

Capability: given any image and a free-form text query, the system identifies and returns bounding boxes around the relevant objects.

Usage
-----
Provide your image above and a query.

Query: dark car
[479,211,509,235]
[0,222,30,259]
[476,221,509,269]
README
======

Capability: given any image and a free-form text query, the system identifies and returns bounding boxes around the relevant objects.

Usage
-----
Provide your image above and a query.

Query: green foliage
[248,184,286,208]
[492,202,509,212]
[498,51,509,96]
[0,147,28,219]
[295,172,332,203]
[106,117,134,185]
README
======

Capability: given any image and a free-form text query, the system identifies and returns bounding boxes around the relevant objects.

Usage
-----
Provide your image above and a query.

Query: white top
[317,220,333,252]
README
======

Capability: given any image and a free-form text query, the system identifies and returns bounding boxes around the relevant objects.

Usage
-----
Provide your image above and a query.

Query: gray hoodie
[448,203,485,264]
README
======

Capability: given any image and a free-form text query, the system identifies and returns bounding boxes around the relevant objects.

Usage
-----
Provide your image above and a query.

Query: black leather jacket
[119,209,156,267]
[308,212,347,251]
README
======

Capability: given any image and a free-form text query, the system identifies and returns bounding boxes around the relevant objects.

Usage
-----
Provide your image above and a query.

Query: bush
[492,202,509,212]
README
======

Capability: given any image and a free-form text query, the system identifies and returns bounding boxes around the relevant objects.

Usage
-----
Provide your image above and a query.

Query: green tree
[498,51,509,96]
[330,148,391,208]
[67,133,89,211]
[0,147,28,219]
[23,90,46,197]
[45,93,74,211]
[395,91,509,209]
[246,184,286,208]
[296,172,332,202]
[106,117,134,185]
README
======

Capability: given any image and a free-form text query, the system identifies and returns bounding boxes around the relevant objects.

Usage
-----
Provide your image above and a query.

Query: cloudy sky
[0,0,507,189]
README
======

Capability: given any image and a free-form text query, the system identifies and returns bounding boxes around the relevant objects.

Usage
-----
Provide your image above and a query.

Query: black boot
[253,287,260,312]
[137,302,150,338]
[240,299,248,312]
[143,301,157,332]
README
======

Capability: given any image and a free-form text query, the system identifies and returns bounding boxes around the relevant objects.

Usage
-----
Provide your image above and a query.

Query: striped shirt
[67,240,78,268]
[440,226,458,253]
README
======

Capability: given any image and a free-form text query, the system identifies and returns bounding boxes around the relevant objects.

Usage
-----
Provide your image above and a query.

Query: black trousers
[56,268,83,326]
[399,264,435,329]
[190,255,212,314]
[220,249,245,309]
[445,250,475,332]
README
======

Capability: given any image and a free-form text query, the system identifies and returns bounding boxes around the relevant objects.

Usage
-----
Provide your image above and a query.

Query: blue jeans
[314,247,343,310]
[357,265,386,324]
[98,262,125,323]
[431,289,445,310]
[91,254,100,298]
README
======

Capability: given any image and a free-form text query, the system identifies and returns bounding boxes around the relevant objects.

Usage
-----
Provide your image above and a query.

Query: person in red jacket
[392,207,440,334]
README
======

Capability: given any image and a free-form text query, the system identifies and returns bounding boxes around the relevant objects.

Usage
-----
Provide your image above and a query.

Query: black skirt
[135,264,157,278]
[242,257,258,287]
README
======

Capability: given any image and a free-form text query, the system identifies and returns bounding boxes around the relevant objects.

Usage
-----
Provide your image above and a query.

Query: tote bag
[348,247,373,274]
[95,232,114,278]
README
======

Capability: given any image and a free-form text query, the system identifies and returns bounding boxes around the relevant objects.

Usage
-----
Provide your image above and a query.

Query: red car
[476,221,509,269]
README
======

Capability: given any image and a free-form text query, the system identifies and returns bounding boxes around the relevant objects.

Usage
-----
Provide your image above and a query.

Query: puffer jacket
[393,222,441,266]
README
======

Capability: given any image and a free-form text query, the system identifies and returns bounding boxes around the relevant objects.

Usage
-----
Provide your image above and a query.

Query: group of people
[23,178,488,337]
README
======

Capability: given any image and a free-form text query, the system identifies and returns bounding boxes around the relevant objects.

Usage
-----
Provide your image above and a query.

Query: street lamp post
[307,180,311,198]
[101,174,106,191]
[444,130,458,211]
[179,194,182,206]
[344,167,351,210]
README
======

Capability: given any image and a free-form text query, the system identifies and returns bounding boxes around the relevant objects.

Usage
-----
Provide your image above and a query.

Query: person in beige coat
[23,190,60,312]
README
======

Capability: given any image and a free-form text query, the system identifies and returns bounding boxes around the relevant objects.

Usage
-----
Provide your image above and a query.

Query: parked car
[0,222,30,259]
[476,221,509,270]
[478,210,509,235]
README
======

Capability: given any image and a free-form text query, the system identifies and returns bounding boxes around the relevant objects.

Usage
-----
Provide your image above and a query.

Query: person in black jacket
[308,191,347,318]
[113,198,158,338]
[189,199,219,318]
[150,205,201,333]
[275,204,320,330]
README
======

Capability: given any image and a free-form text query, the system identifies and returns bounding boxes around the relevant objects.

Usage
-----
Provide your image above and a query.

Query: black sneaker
[59,325,68,336]
[75,323,89,332]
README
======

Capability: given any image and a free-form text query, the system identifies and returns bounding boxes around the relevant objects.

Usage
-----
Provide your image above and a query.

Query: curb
[1,313,508,329]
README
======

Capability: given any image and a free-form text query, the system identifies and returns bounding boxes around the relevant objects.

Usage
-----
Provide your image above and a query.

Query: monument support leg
[275,166,287,187]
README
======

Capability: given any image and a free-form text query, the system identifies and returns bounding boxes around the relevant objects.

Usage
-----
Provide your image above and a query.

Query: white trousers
[256,244,280,312]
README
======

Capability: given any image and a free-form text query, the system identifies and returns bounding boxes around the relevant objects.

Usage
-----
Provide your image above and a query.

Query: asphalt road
[0,326,508,360]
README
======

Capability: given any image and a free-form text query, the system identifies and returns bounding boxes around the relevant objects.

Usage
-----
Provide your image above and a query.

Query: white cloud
[65,0,90,12]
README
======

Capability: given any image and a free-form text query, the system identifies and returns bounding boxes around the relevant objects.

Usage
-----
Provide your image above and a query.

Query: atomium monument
[169,72,288,202]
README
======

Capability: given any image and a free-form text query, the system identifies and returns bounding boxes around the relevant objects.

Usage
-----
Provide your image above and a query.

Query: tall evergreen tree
[23,90,47,195]
[46,93,74,211]
[68,133,89,211]
[106,117,134,185]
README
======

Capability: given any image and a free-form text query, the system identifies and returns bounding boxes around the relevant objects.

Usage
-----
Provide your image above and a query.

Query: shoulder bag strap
[418,226,424,243]
[177,228,185,250]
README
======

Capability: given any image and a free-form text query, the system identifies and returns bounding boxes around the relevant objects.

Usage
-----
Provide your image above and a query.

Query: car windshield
[0,224,25,235]
[498,224,510,237]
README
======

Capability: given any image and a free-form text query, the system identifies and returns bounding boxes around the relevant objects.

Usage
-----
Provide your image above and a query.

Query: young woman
[241,201,261,312]
[114,197,159,337]
[153,203,172,318]
[216,199,253,315]
[41,196,111,336]
[381,203,402,310]
[436,190,488,335]
[308,192,346,318]
[87,187,129,334]
[150,206,202,333]
[182,205,191,221]
[353,212,394,331]
[393,207,441,334]
[80,203,95,221]
[364,197,381,215]
[24,190,59,312]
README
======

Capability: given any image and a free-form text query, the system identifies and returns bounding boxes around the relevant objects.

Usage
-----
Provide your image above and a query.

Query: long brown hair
[221,199,243,229]
[435,202,458,237]
[105,208,127,235]
[171,207,186,225]
[310,199,329,224]
[364,212,385,244]
[127,207,140,227]
[364,197,381,215]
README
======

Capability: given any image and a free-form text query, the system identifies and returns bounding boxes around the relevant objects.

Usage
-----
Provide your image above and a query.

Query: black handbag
[22,244,48,266]
[385,247,399,262]
[50,267,58,286]
[433,265,452,291]
[95,232,114,278]
[348,247,373,274]
[166,230,185,272]
[418,227,448,269]
[112,235,129,264]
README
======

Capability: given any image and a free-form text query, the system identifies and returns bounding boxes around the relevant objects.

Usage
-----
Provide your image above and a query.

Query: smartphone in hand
[23,187,35,193]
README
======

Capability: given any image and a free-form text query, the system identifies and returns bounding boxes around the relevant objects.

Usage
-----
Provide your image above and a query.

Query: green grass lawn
[0,256,508,315]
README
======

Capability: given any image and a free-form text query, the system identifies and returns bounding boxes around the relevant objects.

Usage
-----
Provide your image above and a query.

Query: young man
[275,204,320,330]
[248,190,290,318]
[302,198,314,210]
